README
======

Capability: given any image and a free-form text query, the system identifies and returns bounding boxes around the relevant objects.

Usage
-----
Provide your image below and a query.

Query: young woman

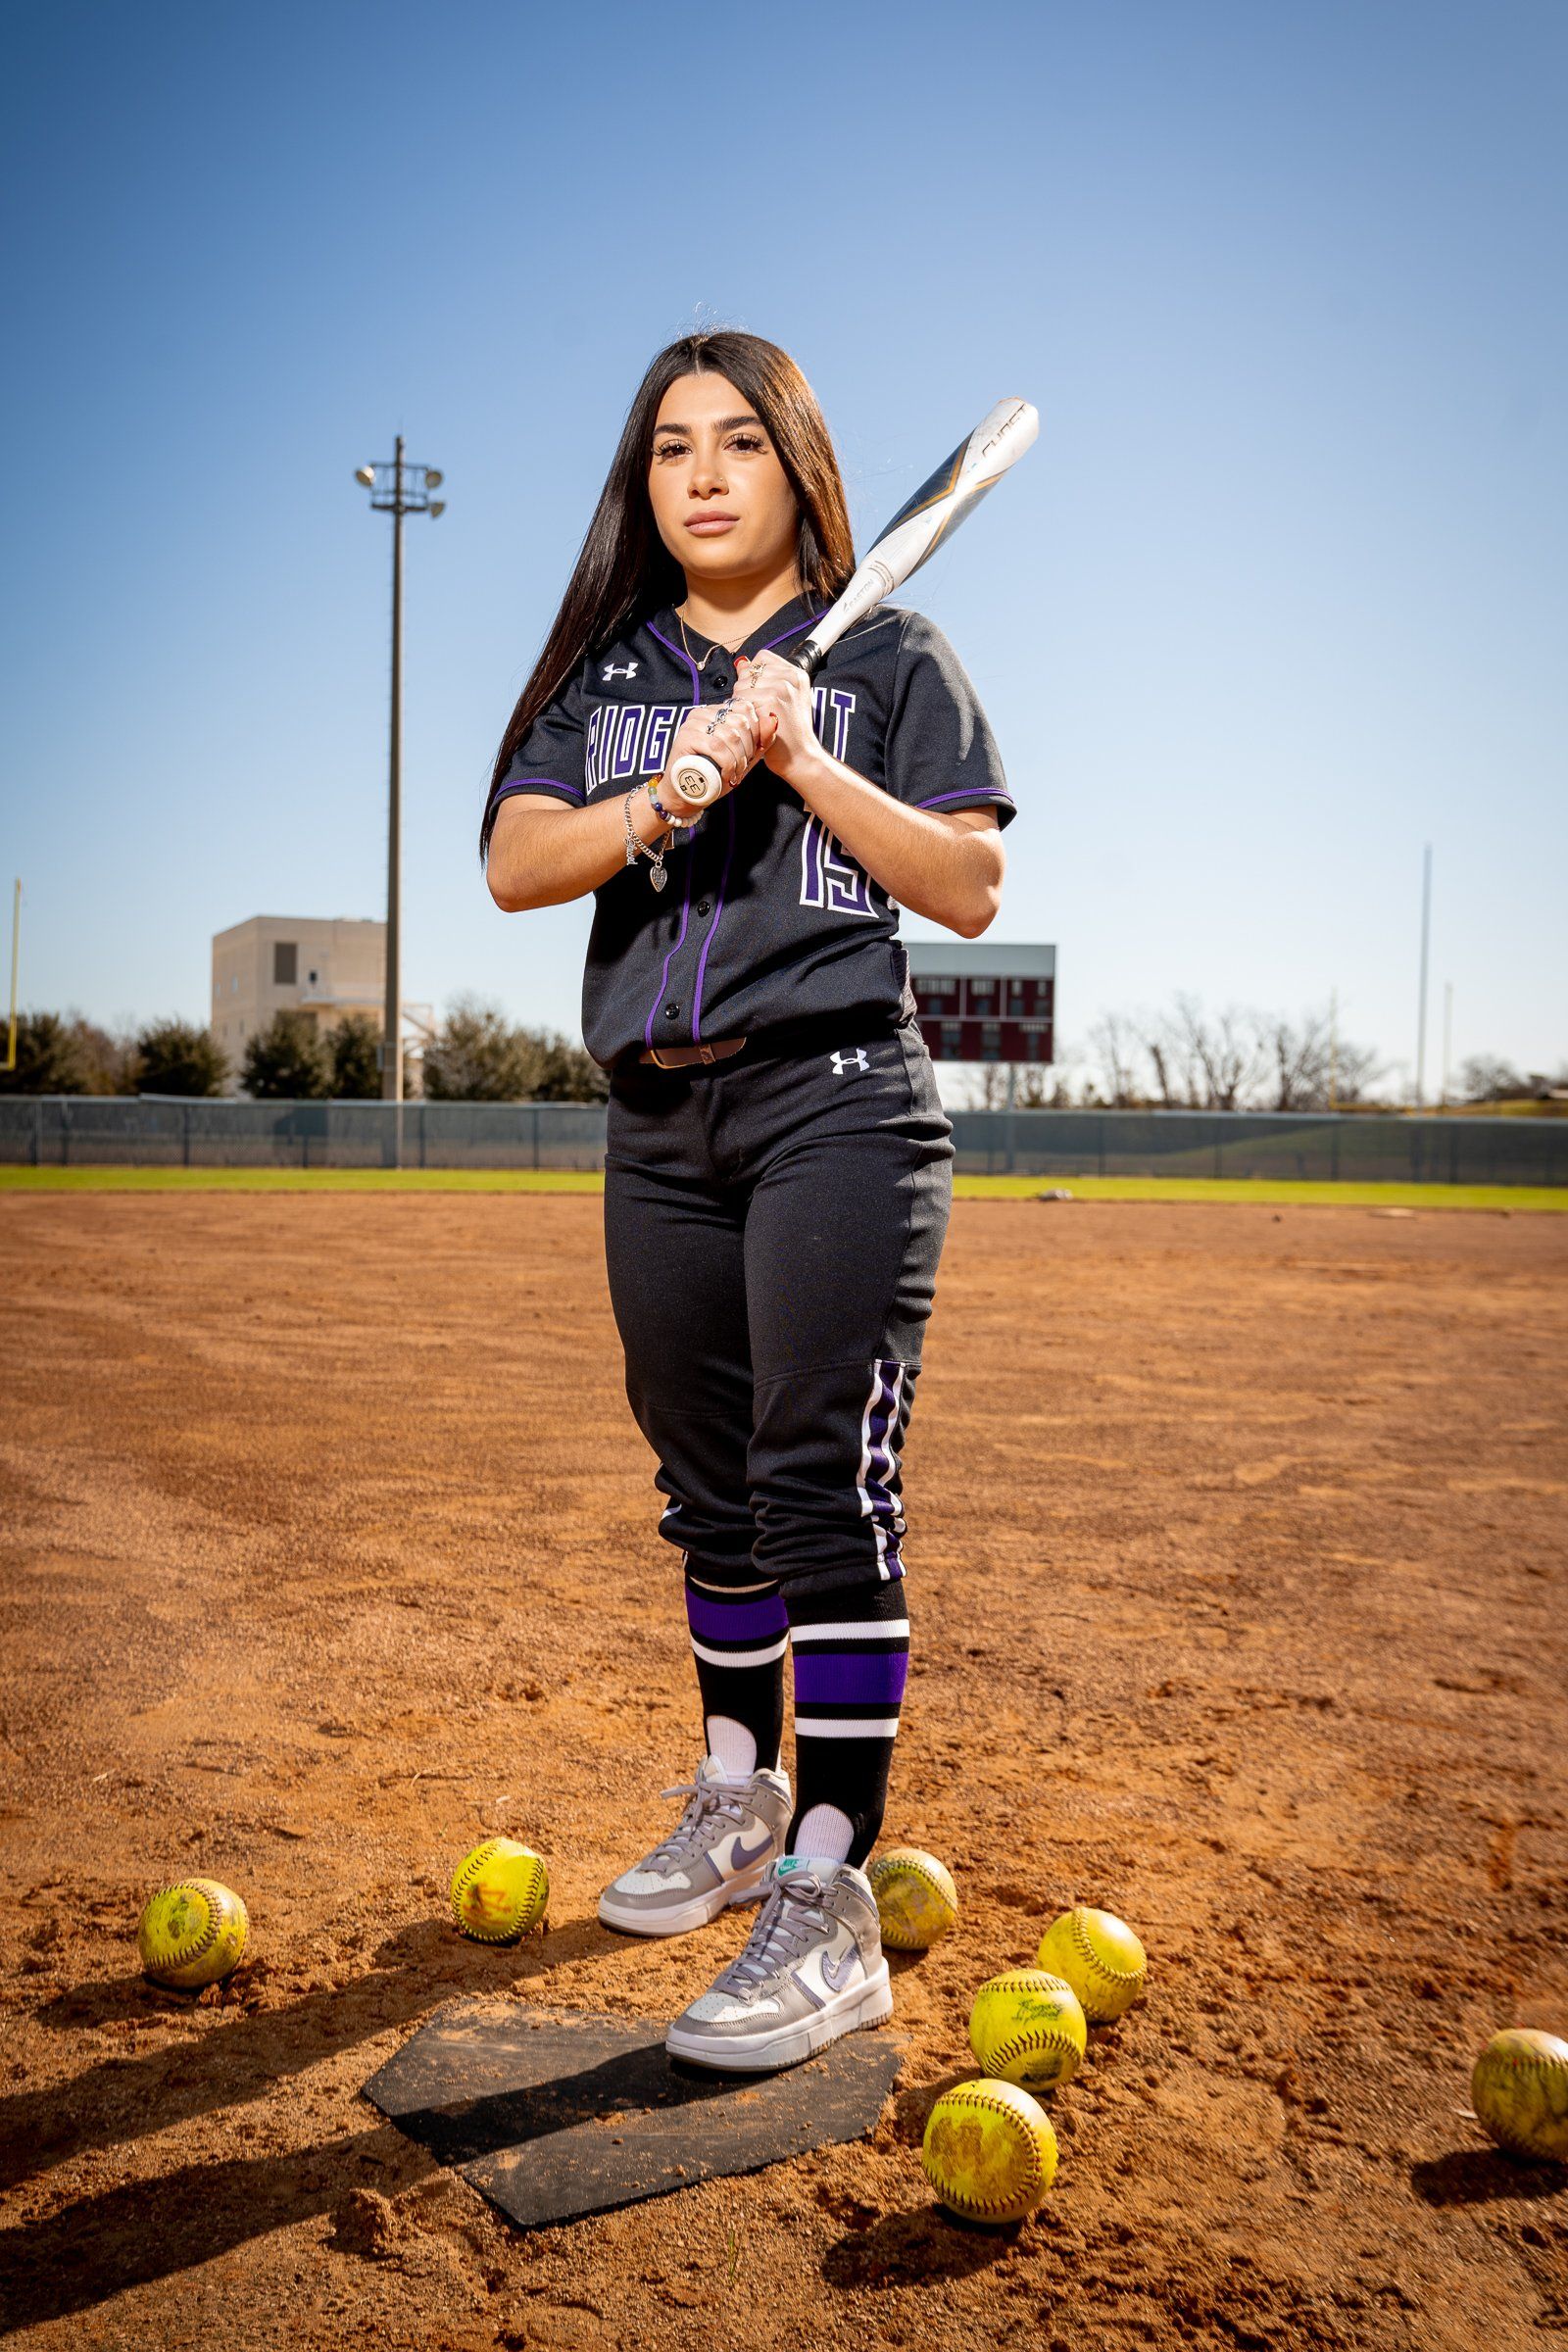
[483,330,1013,2072]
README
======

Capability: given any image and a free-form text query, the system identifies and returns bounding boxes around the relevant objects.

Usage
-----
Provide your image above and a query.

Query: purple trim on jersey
[645,859,696,1051]
[685,1587,790,1642]
[759,604,829,653]
[687,605,826,1038]
[793,1649,910,1707]
[915,789,1016,810]
[646,620,702,703]
[493,776,587,806]
[641,627,702,1051]
[691,792,737,1042]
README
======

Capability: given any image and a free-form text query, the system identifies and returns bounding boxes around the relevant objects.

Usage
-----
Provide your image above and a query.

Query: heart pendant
[651,865,667,891]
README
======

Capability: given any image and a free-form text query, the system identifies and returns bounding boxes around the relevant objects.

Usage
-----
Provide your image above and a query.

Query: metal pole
[1415,843,1432,1107]
[383,436,405,1116]
[4,879,20,1073]
[1329,986,1338,1112]
[1442,981,1453,1107]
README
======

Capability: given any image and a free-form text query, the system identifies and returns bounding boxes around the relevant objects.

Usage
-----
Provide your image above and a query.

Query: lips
[686,514,738,533]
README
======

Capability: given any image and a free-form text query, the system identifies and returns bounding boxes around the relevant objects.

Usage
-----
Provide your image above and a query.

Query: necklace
[676,610,750,667]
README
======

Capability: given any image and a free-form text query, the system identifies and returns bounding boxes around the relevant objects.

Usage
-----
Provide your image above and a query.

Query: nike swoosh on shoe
[820,1944,858,1992]
[728,1830,776,1870]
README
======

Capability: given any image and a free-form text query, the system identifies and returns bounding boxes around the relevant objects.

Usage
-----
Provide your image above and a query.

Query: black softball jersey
[489,590,1015,1071]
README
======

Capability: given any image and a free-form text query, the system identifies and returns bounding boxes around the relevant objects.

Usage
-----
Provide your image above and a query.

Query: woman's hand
[734,651,821,791]
[661,697,765,819]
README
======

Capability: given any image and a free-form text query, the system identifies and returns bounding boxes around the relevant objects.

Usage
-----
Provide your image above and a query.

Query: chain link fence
[1,1096,1562,1184]
[947,1107,1564,1185]
[0,1097,608,1170]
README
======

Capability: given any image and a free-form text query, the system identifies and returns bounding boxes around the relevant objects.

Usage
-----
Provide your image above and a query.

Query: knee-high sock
[683,1556,788,1779]
[784,1579,909,1867]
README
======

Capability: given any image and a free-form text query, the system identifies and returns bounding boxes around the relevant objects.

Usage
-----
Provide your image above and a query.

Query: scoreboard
[904,941,1055,1064]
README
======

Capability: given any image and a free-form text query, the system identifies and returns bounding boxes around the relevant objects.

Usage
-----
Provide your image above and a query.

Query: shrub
[422,997,542,1102]
[328,1013,383,1101]
[134,1019,228,1097]
[531,1031,610,1102]
[0,1011,96,1095]
[242,1008,331,1100]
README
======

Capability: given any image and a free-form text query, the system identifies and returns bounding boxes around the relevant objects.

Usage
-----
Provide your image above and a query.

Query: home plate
[362,1995,905,2229]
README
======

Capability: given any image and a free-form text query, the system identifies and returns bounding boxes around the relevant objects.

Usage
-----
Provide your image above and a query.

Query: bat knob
[668,755,723,806]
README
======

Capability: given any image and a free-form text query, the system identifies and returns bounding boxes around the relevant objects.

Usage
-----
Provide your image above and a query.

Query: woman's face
[647,371,801,595]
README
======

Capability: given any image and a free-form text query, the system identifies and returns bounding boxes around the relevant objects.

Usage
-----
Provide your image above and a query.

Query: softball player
[483,331,1013,2072]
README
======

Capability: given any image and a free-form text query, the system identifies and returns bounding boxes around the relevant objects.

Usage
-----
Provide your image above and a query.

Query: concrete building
[210,915,433,1091]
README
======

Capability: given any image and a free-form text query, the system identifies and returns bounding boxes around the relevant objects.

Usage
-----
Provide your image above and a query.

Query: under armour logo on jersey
[603,662,639,680]
[830,1048,871,1077]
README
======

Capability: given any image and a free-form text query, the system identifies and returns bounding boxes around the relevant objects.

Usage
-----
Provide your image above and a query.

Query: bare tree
[933,998,1395,1113]
[1457,1053,1526,1103]
[956,1062,1011,1110]
[1184,995,1266,1110]
[1256,1006,1385,1110]
[950,1062,1050,1109]
[1085,1010,1145,1106]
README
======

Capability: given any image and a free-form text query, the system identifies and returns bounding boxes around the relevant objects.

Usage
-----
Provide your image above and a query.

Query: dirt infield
[2,1193,1564,2350]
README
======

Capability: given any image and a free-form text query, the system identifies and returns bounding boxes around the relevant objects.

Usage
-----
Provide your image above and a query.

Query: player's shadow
[389,2040,742,2169]
[1411,2148,1568,2208]
[0,2122,431,2336]
[1,1914,619,2197]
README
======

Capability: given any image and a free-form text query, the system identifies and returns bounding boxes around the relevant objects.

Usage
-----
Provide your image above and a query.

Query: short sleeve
[491,663,590,811]
[883,612,1015,828]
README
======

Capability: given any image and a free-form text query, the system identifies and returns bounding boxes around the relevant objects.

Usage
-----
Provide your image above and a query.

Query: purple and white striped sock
[784,1578,910,1867]
[683,1558,788,1780]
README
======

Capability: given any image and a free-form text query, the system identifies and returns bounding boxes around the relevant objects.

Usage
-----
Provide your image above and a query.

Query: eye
[730,432,767,453]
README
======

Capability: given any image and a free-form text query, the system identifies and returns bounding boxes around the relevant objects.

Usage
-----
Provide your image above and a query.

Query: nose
[690,444,728,497]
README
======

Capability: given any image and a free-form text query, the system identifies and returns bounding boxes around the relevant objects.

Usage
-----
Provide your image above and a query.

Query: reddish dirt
[1,1192,1565,2351]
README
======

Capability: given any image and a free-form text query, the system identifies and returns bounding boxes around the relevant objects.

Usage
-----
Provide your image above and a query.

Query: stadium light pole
[1414,842,1433,1108]
[355,439,445,1112]
[3,879,19,1073]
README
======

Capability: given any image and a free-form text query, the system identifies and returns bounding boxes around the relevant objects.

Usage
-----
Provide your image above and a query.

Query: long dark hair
[481,330,857,859]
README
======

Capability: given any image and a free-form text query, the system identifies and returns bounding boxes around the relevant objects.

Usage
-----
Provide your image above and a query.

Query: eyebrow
[653,414,764,436]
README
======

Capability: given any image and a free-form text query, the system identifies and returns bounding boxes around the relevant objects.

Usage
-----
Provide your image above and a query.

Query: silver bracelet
[623,788,670,892]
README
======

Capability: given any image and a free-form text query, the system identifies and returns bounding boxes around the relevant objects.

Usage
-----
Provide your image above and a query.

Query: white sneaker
[597,1756,792,1937]
[664,1856,893,2072]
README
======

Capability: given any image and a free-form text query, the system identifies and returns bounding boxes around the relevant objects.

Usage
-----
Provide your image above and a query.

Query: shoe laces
[648,1776,749,1869]
[716,1868,833,1993]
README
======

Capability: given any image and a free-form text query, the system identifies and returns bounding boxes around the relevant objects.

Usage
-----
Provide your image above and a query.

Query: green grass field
[2,1165,1563,1210]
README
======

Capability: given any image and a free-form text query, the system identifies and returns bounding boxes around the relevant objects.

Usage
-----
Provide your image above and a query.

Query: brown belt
[636,1036,748,1069]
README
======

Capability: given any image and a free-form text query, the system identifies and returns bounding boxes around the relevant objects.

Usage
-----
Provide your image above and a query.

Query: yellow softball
[1470,2029,1568,2162]
[136,1879,249,1990]
[922,2078,1058,2225]
[1036,1906,1147,2023]
[450,1839,549,1942]
[969,1970,1088,2092]
[867,1847,958,1951]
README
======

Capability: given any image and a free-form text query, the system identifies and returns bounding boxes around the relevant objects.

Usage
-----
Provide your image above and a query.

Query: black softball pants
[603,1011,955,1603]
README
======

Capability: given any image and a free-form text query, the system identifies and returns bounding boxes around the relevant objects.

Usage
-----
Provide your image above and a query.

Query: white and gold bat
[667,395,1040,807]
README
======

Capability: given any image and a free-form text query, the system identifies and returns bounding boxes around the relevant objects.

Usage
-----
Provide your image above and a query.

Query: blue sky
[3,0,1563,1096]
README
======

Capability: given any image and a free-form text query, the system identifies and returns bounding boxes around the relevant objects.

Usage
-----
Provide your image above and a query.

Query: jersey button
[710,671,729,696]
[697,900,711,916]
[662,1003,680,1020]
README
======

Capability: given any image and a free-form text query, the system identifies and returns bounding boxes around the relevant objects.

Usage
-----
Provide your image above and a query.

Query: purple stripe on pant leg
[862,1361,906,1568]
[793,1650,910,1708]
[685,1590,789,1642]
